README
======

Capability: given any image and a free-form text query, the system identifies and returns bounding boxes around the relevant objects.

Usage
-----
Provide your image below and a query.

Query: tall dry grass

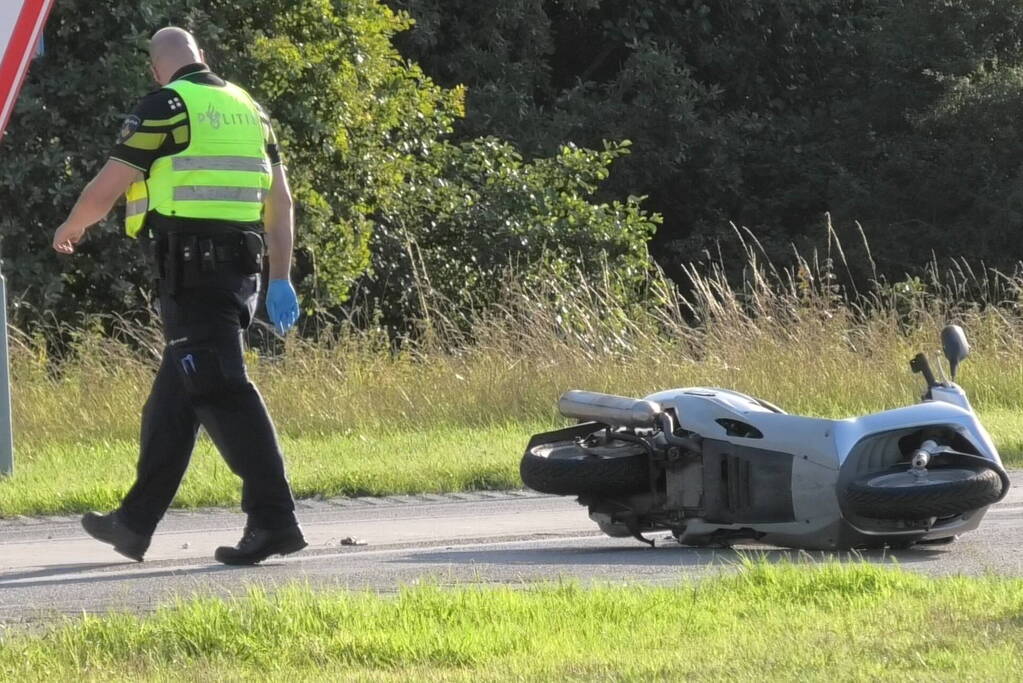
[13,231,1023,448]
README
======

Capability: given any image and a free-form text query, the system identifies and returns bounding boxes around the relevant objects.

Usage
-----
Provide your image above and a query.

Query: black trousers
[118,269,297,536]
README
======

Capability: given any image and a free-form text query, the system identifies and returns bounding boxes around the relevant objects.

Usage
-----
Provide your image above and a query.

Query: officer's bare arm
[263,164,295,280]
[53,160,141,254]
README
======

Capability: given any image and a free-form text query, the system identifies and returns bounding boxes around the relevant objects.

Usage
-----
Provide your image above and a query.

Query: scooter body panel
[639,385,1001,549]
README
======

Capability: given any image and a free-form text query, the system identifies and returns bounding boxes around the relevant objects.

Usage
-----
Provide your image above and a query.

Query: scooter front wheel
[845,466,1002,520]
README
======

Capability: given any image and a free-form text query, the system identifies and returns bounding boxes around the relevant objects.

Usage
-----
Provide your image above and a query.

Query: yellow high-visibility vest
[124,79,272,237]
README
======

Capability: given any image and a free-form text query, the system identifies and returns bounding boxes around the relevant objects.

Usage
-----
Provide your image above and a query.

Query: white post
[0,262,12,476]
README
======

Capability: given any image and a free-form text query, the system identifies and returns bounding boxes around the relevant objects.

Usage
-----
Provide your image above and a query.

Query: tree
[387,0,1023,281]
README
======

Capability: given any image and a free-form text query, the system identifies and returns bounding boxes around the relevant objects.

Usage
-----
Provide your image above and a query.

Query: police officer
[52,27,306,565]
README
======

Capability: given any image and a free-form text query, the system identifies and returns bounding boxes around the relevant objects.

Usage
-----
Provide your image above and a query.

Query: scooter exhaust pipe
[558,390,662,428]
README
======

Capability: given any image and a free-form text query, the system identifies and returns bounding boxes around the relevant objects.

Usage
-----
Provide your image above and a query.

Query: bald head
[149,27,204,85]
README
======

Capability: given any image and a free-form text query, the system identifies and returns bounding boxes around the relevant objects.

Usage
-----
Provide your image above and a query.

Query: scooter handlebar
[910,353,939,390]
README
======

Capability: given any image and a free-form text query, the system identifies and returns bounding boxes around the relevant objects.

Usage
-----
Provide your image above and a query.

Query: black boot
[81,511,151,562]
[214,525,307,565]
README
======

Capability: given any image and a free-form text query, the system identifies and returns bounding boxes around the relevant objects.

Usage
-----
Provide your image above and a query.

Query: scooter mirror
[941,324,970,380]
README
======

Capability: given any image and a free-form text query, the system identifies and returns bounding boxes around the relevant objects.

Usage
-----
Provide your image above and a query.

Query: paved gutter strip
[0,490,551,529]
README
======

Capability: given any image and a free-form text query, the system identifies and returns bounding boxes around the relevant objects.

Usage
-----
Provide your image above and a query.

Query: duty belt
[152,231,265,295]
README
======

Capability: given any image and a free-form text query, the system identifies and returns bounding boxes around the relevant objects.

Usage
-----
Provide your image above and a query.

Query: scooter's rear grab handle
[558,390,662,428]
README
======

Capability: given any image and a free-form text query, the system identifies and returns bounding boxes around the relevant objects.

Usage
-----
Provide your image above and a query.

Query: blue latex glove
[266,279,300,334]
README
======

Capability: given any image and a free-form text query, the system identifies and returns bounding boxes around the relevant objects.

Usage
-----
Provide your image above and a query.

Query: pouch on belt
[181,235,200,286]
[238,232,264,275]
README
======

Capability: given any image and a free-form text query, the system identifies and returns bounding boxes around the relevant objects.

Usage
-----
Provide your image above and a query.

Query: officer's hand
[266,279,300,334]
[52,222,87,254]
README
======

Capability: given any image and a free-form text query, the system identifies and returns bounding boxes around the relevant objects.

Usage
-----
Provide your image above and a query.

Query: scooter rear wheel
[845,466,1002,520]
[520,437,649,496]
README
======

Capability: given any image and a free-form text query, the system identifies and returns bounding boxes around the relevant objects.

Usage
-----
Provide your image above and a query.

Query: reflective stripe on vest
[141,78,272,229]
[173,186,266,202]
[171,156,271,173]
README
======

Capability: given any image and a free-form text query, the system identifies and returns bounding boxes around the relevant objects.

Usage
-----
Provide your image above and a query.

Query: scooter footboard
[699,439,796,524]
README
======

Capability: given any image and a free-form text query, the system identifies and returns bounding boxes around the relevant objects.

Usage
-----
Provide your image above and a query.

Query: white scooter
[520,326,1009,550]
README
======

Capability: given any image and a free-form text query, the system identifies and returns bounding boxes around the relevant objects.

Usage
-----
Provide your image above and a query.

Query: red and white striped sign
[0,0,54,139]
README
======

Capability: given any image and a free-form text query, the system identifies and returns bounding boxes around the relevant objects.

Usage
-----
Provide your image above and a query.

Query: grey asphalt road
[2,475,1023,624]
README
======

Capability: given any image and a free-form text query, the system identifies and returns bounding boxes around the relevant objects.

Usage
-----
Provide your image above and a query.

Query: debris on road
[339,537,367,546]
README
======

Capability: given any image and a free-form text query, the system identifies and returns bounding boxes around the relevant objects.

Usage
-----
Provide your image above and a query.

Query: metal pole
[0,261,12,477]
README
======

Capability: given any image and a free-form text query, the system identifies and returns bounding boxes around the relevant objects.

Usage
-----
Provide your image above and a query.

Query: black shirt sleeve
[108,89,190,173]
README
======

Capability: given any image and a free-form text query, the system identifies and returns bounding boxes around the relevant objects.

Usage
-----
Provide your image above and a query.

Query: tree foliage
[388,0,1023,280]
[11,0,1023,330]
[0,0,655,331]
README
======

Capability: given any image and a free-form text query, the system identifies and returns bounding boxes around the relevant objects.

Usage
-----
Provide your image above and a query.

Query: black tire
[845,466,1002,520]
[520,436,649,496]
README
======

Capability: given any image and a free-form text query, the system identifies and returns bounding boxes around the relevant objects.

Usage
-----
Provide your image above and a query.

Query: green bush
[368,138,658,330]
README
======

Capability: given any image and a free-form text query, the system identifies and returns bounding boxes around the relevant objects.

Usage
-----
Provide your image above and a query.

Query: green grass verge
[2,562,1022,681]
[2,410,1021,519]
[0,422,541,518]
